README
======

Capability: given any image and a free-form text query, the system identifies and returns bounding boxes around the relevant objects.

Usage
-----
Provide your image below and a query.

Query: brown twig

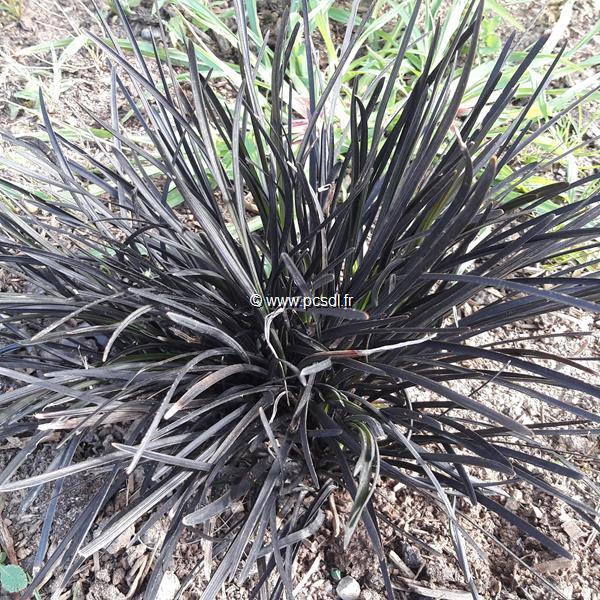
[0,509,18,564]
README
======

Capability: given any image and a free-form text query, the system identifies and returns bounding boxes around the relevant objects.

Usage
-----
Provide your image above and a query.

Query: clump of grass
[0,1,598,598]
[0,0,22,21]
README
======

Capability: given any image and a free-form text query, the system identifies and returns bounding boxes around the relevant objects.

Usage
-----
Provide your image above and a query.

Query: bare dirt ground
[0,1,599,599]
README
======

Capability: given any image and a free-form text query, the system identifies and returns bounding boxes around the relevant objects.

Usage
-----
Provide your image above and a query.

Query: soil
[0,1,599,600]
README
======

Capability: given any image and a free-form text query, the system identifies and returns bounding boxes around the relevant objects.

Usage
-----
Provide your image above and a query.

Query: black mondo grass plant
[0,0,599,598]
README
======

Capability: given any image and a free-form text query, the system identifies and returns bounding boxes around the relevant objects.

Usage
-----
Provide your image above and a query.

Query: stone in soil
[87,581,126,600]
[156,571,180,600]
[336,575,361,600]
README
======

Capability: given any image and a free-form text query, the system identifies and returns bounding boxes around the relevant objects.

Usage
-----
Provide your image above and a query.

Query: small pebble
[336,575,360,600]
[140,27,161,41]
[95,568,111,583]
[155,571,180,600]
[87,582,125,600]
[400,542,422,570]
[112,566,126,587]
